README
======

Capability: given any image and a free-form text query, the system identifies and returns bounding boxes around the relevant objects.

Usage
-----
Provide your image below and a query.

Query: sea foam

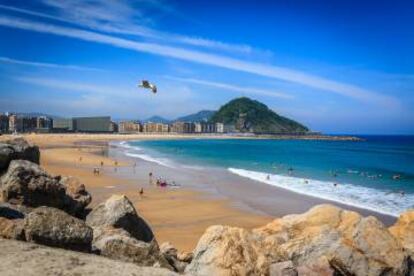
[228,168,414,217]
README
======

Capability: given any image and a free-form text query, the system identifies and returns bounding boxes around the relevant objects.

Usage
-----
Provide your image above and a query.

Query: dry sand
[4,133,271,252]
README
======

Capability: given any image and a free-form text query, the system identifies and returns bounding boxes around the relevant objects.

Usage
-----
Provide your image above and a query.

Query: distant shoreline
[2,132,362,142]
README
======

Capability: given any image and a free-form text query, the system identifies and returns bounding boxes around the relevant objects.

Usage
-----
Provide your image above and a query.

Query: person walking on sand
[149,172,153,185]
[100,161,104,167]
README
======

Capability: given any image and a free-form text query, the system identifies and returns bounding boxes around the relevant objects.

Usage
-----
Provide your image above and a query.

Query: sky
[0,0,413,134]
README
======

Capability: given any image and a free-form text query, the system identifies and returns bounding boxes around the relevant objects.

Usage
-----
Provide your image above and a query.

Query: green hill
[209,97,309,134]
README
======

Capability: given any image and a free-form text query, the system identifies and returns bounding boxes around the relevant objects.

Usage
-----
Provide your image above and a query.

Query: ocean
[121,136,414,217]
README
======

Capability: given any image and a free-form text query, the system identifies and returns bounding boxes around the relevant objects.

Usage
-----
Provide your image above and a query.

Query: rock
[257,204,408,276]
[86,194,153,242]
[389,210,414,258]
[269,261,297,276]
[0,138,40,172]
[177,251,193,263]
[185,225,268,275]
[295,257,335,276]
[60,176,92,217]
[188,204,409,276]
[0,217,25,240]
[0,202,30,219]
[0,160,66,208]
[24,206,93,252]
[93,226,172,269]
[160,242,188,273]
[0,238,178,276]
[0,161,91,216]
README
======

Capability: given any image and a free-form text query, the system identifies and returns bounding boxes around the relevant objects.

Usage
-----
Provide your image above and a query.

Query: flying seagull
[138,80,157,94]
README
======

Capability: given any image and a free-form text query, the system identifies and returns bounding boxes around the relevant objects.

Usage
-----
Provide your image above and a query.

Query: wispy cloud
[0,15,398,107]
[0,2,266,55]
[0,56,105,72]
[165,76,293,99]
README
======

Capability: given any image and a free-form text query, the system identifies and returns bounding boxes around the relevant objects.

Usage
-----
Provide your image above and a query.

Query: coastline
[0,133,395,249]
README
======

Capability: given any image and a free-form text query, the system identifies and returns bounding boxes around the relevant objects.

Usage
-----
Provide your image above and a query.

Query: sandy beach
[0,133,396,251]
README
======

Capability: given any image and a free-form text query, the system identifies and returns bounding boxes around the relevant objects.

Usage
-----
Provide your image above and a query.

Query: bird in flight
[138,80,157,94]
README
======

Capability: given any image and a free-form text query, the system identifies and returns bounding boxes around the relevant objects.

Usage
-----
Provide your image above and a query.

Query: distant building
[223,124,236,133]
[36,116,52,132]
[215,123,224,133]
[53,118,74,132]
[9,114,22,133]
[194,122,216,133]
[171,122,194,133]
[0,113,9,133]
[22,117,37,132]
[73,116,112,133]
[143,122,169,133]
[110,121,118,133]
[119,121,142,133]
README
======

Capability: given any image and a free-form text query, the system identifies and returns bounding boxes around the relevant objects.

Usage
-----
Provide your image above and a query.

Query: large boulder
[0,138,39,172]
[24,206,93,252]
[60,176,92,217]
[0,238,178,276]
[86,194,154,242]
[0,160,66,208]
[0,161,91,216]
[185,225,268,275]
[93,226,172,269]
[389,210,414,259]
[187,204,410,276]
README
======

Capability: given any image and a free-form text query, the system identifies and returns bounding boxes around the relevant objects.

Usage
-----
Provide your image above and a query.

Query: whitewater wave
[125,152,176,168]
[117,141,142,150]
[228,168,414,217]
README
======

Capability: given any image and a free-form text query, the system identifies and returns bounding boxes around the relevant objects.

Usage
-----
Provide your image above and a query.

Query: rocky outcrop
[160,242,189,273]
[389,210,414,258]
[0,160,91,217]
[93,226,171,269]
[0,138,40,172]
[86,195,172,270]
[0,160,66,208]
[86,194,153,242]
[24,206,93,252]
[60,176,92,217]
[0,238,177,276]
[187,204,410,276]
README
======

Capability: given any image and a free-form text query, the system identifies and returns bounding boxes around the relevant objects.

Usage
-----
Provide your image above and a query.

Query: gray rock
[93,226,172,269]
[0,138,40,172]
[60,176,92,217]
[0,161,91,217]
[0,238,178,276]
[86,194,153,242]
[0,160,66,208]
[160,242,188,273]
[24,206,93,252]
[269,261,297,276]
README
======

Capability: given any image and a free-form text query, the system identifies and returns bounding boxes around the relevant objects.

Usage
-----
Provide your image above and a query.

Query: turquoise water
[123,136,414,216]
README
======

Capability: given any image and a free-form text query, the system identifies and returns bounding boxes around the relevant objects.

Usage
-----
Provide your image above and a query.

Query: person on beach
[100,161,104,167]
[266,175,270,180]
[139,188,144,197]
[149,172,153,185]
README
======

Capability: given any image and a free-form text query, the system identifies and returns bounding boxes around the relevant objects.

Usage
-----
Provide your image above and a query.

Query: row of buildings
[0,113,230,134]
[119,121,229,134]
[0,113,117,134]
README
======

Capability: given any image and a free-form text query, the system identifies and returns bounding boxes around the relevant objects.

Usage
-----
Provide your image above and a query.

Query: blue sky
[0,0,413,134]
